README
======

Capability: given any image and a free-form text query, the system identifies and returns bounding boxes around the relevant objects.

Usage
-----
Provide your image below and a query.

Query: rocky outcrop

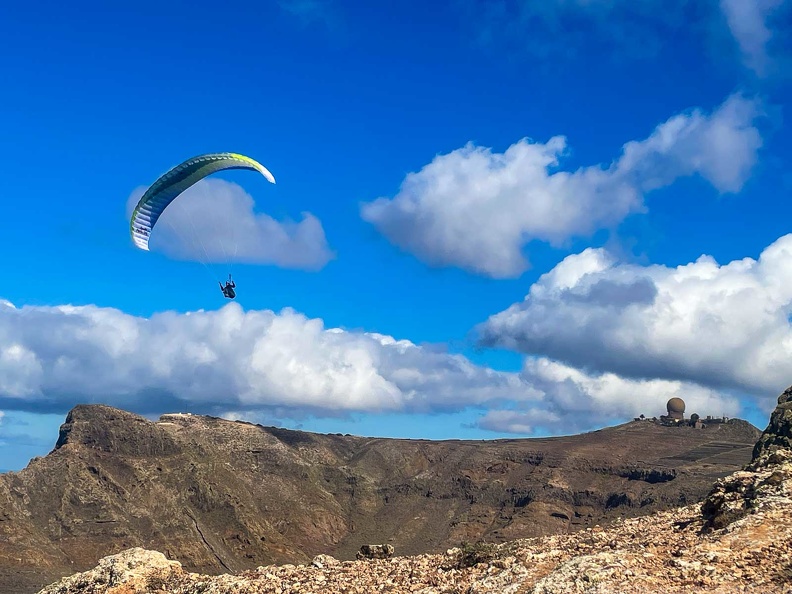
[700,449,792,530]
[356,544,394,560]
[752,385,792,460]
[37,548,182,594]
[701,386,792,531]
[54,405,181,457]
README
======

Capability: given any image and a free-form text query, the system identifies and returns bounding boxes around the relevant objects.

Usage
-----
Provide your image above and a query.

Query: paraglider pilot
[220,275,236,299]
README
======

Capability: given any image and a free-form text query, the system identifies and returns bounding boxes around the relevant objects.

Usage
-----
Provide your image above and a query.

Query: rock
[356,544,394,560]
[311,554,339,568]
[37,548,182,593]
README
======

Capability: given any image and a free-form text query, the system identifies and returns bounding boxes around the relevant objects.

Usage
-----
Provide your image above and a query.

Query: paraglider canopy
[129,152,275,251]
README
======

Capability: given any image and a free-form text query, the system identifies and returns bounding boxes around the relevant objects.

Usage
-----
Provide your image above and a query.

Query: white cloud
[478,233,792,405]
[617,94,764,194]
[126,178,334,271]
[477,356,739,434]
[0,301,543,419]
[719,0,789,76]
[0,300,745,435]
[361,94,764,278]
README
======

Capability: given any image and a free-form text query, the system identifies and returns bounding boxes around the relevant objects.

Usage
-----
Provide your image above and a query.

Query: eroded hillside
[0,405,760,593]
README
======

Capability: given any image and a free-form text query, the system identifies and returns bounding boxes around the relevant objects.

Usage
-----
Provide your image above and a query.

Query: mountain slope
[0,404,760,594]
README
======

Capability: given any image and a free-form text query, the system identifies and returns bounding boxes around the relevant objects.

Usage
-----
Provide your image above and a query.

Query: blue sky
[1,0,791,471]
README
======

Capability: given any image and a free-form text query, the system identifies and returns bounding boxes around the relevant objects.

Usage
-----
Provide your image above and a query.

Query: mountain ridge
[0,404,761,594]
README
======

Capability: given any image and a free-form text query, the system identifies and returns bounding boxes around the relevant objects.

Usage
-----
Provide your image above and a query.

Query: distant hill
[0,405,761,594]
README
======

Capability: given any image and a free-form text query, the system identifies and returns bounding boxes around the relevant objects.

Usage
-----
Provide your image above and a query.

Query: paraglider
[129,152,275,297]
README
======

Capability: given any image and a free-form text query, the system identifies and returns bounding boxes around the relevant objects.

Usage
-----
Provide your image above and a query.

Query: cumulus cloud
[126,178,334,271]
[0,298,745,435]
[361,94,764,278]
[476,358,739,434]
[719,0,790,76]
[478,233,792,404]
[0,300,546,419]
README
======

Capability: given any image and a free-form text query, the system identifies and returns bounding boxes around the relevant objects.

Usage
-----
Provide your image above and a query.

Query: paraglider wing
[130,152,275,251]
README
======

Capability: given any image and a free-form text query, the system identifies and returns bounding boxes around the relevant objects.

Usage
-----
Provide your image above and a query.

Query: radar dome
[666,397,685,420]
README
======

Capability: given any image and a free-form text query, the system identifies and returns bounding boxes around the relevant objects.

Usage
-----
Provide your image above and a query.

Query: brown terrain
[27,385,792,593]
[0,403,761,593]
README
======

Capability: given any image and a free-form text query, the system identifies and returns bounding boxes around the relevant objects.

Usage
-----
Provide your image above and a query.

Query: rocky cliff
[752,385,792,459]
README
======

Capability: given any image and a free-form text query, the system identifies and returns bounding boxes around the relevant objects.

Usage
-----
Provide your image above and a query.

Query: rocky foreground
[35,388,792,594]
